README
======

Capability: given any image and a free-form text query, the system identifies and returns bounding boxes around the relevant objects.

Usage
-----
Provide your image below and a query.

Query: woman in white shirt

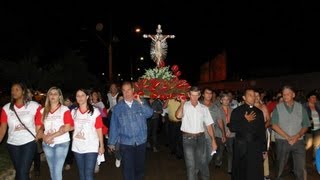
[39,87,74,180]
[72,89,105,180]
[0,82,42,180]
[91,90,107,118]
[90,90,108,173]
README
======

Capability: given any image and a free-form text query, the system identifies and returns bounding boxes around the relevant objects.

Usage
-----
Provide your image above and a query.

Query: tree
[0,56,41,89]
[0,52,99,93]
[38,52,98,92]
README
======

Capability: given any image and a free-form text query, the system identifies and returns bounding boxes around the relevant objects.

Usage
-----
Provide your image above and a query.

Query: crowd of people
[0,82,320,180]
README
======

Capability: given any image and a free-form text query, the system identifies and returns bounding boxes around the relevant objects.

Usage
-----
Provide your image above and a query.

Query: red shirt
[266,101,277,114]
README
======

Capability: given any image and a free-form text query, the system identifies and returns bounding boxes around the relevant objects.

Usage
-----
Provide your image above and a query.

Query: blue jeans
[73,152,98,180]
[120,143,146,180]
[64,132,74,165]
[214,137,225,166]
[147,118,159,148]
[7,141,36,180]
[168,121,183,157]
[182,133,209,180]
[42,141,70,180]
[205,136,213,164]
[226,137,235,173]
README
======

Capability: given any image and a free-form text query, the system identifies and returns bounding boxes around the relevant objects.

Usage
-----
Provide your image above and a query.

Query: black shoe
[264,176,271,180]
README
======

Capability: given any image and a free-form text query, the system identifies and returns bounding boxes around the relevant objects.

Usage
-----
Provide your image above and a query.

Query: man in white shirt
[176,86,218,180]
[107,83,119,112]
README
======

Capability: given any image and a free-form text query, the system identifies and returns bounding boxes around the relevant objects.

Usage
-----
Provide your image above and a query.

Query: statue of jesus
[143,24,175,67]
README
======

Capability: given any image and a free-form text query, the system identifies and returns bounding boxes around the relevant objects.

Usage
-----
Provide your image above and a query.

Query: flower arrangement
[141,66,175,80]
[134,65,190,100]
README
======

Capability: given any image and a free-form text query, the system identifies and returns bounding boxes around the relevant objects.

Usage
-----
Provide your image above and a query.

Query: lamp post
[130,27,143,81]
[96,22,113,82]
[108,42,112,82]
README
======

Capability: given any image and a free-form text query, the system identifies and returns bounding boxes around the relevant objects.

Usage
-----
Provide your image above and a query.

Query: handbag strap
[12,106,36,139]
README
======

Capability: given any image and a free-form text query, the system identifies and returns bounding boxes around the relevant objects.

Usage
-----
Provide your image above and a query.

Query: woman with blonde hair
[38,86,74,180]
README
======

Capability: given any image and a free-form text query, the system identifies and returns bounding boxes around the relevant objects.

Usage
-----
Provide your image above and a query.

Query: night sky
[0,1,319,85]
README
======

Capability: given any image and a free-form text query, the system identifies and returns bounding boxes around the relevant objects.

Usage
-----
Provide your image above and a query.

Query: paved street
[30,131,320,180]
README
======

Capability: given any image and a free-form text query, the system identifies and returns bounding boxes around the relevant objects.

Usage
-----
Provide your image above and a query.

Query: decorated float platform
[134,24,190,100]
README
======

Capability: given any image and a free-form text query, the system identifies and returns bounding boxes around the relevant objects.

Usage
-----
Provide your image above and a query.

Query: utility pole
[108,15,113,82]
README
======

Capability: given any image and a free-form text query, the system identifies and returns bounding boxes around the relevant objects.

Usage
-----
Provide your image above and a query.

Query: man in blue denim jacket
[108,81,153,180]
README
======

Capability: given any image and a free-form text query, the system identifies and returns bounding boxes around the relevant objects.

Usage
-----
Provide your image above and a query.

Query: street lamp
[135,28,141,33]
[130,27,143,81]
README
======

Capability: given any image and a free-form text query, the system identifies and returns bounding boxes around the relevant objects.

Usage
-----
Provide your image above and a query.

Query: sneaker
[264,176,271,180]
[64,164,71,171]
[115,159,121,168]
[94,164,100,173]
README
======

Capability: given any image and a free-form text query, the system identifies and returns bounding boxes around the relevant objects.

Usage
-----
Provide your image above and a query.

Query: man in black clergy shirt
[227,88,267,180]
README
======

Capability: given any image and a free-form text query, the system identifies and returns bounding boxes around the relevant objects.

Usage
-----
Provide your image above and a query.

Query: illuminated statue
[143,24,175,67]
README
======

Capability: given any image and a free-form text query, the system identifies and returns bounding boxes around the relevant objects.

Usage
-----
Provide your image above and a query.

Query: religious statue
[143,24,175,67]
[135,24,189,100]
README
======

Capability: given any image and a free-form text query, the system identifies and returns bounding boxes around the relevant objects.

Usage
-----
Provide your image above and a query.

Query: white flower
[141,66,175,80]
